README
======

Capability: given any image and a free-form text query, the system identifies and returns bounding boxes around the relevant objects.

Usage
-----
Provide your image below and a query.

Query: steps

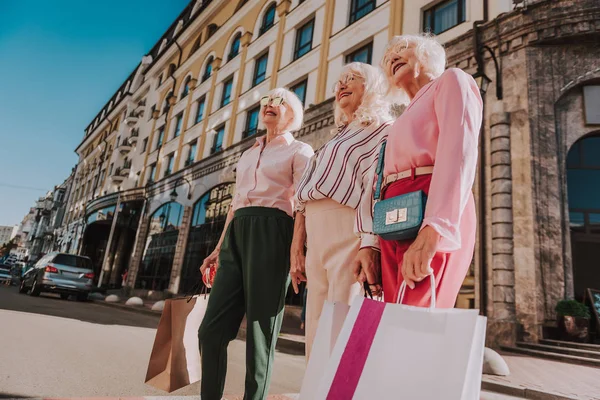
[501,339,600,368]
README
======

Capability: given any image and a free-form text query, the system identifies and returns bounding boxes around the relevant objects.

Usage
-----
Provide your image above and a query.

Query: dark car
[19,252,94,301]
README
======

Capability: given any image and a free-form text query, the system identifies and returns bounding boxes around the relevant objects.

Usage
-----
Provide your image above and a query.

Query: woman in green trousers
[198,87,314,400]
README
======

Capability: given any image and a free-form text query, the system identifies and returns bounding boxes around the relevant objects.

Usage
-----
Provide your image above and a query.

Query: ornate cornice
[445,0,600,68]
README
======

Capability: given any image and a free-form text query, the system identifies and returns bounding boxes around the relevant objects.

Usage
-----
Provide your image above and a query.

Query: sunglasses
[260,96,285,107]
[332,73,363,93]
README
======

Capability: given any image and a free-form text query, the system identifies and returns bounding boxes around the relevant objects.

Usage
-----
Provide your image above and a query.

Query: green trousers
[198,206,293,400]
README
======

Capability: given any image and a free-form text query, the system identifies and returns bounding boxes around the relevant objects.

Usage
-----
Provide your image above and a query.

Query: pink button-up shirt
[232,132,314,217]
[384,68,483,252]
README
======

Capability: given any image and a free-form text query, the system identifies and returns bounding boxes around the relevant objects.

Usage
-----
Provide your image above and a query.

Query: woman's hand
[200,248,220,275]
[352,247,382,296]
[401,226,441,289]
[290,244,307,294]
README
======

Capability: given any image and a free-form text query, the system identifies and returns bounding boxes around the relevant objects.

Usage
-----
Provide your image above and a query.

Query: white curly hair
[333,62,392,128]
[380,33,446,104]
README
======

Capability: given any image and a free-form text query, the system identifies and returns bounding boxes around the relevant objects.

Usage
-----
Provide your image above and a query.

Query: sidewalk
[482,353,600,400]
[91,299,600,400]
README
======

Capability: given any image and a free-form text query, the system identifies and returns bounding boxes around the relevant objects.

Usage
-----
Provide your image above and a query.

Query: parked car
[0,264,12,285]
[19,252,94,301]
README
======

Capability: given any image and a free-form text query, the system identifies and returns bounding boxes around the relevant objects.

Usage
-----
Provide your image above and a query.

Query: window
[221,77,234,107]
[141,138,148,153]
[52,254,93,269]
[345,42,373,65]
[186,141,197,166]
[349,0,375,24]
[423,0,466,34]
[162,93,172,114]
[148,163,157,183]
[149,105,156,120]
[157,74,163,87]
[164,153,175,177]
[244,106,260,138]
[294,19,314,61]
[228,33,241,61]
[202,57,213,82]
[109,163,114,176]
[291,79,308,105]
[181,77,191,99]
[156,127,165,149]
[173,113,183,138]
[207,24,218,39]
[260,3,276,35]
[211,125,225,154]
[253,52,268,87]
[195,96,206,124]
[190,35,202,55]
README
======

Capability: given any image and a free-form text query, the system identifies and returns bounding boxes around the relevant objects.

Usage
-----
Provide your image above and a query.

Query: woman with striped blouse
[290,62,393,359]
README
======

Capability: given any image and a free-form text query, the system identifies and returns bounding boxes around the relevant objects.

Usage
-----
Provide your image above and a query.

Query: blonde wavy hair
[333,62,392,128]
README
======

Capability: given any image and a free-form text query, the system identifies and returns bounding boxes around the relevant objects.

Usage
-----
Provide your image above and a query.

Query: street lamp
[472,71,492,95]
[169,177,192,202]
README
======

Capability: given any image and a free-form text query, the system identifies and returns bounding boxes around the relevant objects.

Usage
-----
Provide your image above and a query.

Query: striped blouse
[295,120,392,249]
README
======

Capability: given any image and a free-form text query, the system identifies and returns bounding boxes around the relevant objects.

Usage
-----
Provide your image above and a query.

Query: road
[0,285,305,398]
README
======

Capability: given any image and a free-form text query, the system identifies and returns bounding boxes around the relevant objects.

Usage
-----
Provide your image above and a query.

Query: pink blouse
[384,68,483,252]
[232,132,314,217]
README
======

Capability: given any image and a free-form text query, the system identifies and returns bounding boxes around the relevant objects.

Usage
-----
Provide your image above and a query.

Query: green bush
[555,299,591,319]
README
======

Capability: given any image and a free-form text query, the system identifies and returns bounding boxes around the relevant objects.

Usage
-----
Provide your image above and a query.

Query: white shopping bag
[316,276,486,400]
[299,301,350,400]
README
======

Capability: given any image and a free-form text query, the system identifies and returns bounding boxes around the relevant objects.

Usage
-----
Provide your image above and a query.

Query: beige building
[60,0,600,348]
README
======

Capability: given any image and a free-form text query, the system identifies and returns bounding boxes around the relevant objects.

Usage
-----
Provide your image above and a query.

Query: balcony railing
[128,129,139,145]
[119,139,132,155]
[110,167,125,183]
[124,111,139,127]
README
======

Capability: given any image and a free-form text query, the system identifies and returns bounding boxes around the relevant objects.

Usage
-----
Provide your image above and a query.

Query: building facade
[0,226,14,247]
[60,0,600,346]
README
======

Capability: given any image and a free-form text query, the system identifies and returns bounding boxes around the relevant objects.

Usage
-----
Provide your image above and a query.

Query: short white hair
[334,62,392,127]
[259,87,304,132]
[381,33,446,78]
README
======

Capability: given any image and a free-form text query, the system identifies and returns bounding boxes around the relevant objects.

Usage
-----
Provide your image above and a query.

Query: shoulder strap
[373,140,387,201]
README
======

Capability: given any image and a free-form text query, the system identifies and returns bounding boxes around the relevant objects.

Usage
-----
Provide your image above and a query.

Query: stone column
[126,215,150,290]
[109,229,132,287]
[488,112,517,346]
[168,206,193,294]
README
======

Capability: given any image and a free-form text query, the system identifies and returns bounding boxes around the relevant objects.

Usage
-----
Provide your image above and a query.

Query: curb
[91,299,162,318]
[482,379,578,400]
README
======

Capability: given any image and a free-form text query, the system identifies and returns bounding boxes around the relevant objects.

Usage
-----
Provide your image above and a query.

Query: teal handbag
[373,141,427,241]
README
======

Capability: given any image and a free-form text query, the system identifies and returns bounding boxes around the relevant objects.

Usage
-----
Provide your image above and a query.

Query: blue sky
[0,0,189,226]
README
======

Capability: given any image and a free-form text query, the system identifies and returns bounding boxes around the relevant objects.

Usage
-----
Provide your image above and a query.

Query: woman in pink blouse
[378,34,482,307]
[198,88,313,400]
[291,62,392,359]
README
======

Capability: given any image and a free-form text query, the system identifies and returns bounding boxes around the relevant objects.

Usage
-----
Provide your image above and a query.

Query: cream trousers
[304,198,361,360]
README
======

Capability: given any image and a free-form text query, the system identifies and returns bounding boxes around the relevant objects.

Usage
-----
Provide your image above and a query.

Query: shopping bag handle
[363,282,373,299]
[184,279,206,303]
[396,274,436,309]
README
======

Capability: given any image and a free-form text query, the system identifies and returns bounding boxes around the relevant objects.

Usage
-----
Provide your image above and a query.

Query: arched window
[260,3,276,35]
[179,183,234,293]
[136,201,184,291]
[202,56,214,82]
[566,132,600,299]
[181,76,191,99]
[228,33,242,61]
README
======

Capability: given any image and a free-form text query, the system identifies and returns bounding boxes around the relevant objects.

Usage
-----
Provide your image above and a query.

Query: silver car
[19,252,94,301]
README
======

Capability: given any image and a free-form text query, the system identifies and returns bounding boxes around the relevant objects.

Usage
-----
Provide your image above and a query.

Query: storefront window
[136,202,183,291]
